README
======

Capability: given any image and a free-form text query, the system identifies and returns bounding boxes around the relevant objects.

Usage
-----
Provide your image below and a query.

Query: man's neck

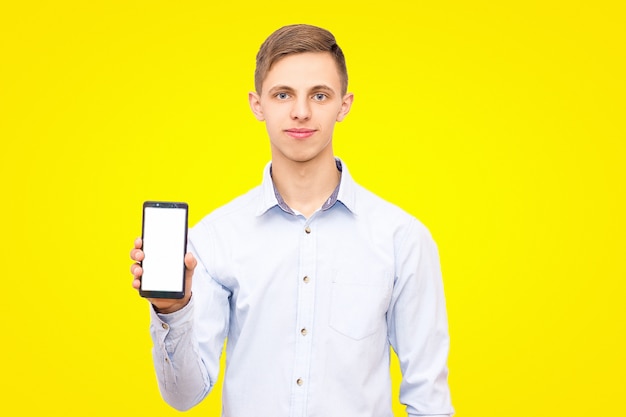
[271,155,340,218]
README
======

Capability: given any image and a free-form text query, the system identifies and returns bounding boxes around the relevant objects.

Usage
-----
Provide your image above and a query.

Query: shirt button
[296,378,304,386]
[303,276,310,283]
[301,328,308,336]
[304,226,311,234]
[162,323,169,330]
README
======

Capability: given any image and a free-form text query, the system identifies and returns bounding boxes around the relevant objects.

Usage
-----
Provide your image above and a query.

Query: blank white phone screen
[142,207,187,292]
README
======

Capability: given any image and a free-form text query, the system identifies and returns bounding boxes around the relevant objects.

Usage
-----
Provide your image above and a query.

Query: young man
[130,24,453,417]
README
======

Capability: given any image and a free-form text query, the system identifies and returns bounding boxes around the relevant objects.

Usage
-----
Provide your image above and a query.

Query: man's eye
[276,92,289,100]
[313,93,327,101]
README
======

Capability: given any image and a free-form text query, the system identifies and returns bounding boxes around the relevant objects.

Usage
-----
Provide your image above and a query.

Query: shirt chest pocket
[329,271,393,340]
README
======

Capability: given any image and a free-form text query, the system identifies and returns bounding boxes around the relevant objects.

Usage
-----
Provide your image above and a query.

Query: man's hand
[130,237,197,314]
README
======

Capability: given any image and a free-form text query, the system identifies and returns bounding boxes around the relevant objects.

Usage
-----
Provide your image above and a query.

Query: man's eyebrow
[267,85,295,95]
[309,85,336,95]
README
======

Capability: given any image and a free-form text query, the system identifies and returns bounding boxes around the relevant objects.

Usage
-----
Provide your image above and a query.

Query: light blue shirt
[149,159,454,417]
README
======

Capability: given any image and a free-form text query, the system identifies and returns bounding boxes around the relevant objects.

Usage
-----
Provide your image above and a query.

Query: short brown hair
[254,24,348,95]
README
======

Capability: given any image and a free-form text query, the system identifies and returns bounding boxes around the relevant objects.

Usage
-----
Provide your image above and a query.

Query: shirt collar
[256,157,358,216]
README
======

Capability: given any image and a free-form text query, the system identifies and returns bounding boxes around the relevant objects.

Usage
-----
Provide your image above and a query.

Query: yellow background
[1,0,624,415]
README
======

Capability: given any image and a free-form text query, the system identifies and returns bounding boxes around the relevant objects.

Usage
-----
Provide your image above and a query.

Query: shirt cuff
[150,296,195,338]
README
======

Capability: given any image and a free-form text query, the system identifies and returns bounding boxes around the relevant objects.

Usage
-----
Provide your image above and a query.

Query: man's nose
[290,97,311,120]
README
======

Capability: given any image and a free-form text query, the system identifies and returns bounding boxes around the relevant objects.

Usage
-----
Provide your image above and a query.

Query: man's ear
[249,92,265,121]
[336,93,354,122]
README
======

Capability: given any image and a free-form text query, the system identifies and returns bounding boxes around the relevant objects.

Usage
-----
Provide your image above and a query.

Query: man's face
[249,52,353,165]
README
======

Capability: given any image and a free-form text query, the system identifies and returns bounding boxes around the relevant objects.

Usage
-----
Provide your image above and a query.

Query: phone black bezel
[139,201,188,299]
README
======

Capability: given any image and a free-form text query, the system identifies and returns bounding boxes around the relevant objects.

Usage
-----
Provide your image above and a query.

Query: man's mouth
[285,128,316,139]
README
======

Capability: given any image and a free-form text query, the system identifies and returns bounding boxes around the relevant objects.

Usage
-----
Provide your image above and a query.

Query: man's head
[249,25,354,166]
[254,24,348,96]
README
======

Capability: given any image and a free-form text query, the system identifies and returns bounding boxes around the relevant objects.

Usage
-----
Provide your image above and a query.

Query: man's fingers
[130,248,144,262]
[130,262,142,290]
[130,263,143,277]
[185,252,197,271]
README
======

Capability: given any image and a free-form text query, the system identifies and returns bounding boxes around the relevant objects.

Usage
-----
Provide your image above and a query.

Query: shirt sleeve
[387,218,455,416]
[149,237,231,411]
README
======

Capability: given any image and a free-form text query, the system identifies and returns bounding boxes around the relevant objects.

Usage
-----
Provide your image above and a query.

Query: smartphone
[140,201,188,299]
